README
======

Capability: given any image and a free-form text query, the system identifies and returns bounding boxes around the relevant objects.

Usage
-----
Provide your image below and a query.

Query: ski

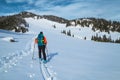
[39,59,54,80]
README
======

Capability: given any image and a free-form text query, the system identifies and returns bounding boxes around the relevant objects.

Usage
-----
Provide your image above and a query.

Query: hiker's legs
[42,45,46,60]
[38,46,42,59]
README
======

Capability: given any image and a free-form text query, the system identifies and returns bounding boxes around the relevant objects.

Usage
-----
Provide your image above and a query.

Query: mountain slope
[0,16,29,33]
[1,17,120,80]
[26,18,120,80]
[1,11,120,43]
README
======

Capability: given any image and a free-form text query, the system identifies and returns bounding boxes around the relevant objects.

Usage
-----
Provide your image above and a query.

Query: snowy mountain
[0,15,120,80]
[0,11,120,43]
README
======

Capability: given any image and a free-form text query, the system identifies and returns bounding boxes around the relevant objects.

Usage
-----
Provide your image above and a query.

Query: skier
[35,31,47,63]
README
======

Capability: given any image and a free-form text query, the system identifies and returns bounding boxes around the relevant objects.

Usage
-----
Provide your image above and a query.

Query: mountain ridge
[1,11,120,33]
[0,11,120,43]
[16,11,120,32]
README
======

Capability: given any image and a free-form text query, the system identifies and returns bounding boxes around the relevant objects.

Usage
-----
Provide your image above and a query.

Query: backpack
[43,36,47,44]
[35,36,47,45]
[35,38,38,44]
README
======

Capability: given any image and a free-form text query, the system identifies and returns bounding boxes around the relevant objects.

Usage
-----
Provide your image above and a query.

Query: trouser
[38,45,46,60]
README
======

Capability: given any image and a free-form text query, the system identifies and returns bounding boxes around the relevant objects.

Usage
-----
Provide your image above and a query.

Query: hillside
[0,11,120,43]
[65,18,120,43]
[0,17,120,80]
[67,18,120,32]
[0,15,29,33]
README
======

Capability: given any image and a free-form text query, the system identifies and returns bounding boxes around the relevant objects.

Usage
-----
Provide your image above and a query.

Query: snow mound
[1,37,16,42]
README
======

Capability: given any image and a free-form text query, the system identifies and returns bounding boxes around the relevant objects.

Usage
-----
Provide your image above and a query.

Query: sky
[0,0,120,21]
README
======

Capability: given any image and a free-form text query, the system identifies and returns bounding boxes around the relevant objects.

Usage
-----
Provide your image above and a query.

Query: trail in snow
[40,60,56,80]
[32,43,57,80]
[0,33,56,80]
[0,35,34,72]
[0,35,38,79]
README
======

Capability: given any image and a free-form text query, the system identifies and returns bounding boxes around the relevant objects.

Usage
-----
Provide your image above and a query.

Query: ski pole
[32,43,35,60]
[46,45,49,59]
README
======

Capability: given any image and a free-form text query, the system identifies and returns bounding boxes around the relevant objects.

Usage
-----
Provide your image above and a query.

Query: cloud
[32,2,102,19]
[27,3,86,19]
[5,0,26,3]
[27,0,34,5]
[34,0,49,7]
[2,0,120,21]
[38,0,120,20]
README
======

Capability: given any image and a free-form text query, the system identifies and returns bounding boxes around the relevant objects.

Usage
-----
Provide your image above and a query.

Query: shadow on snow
[47,52,58,62]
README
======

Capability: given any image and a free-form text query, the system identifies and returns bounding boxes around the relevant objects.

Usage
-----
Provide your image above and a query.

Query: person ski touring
[35,31,47,63]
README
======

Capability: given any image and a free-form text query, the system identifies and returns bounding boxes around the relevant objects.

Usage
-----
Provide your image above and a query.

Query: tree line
[66,17,120,33]
[0,15,29,33]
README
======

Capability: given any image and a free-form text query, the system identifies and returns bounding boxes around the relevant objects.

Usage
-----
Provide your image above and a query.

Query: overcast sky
[0,0,120,21]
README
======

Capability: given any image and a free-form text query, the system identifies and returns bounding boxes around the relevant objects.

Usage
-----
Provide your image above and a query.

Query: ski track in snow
[40,61,57,80]
[0,35,56,80]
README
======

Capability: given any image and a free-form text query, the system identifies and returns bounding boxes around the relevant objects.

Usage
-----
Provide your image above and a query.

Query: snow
[0,18,120,80]
[1,36,14,42]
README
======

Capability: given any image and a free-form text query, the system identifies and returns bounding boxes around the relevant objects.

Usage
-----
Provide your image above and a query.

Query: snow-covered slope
[67,19,120,41]
[0,18,120,80]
